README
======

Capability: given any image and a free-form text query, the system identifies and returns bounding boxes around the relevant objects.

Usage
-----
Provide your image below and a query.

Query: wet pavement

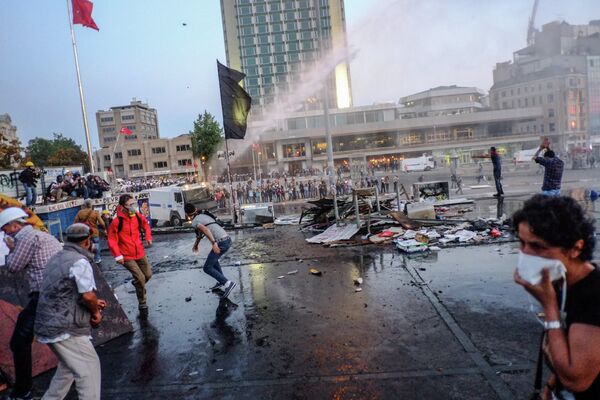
[18,189,600,399]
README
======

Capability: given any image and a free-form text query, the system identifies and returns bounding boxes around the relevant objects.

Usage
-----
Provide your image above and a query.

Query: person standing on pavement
[18,162,40,207]
[474,147,504,197]
[107,194,153,311]
[533,138,564,197]
[184,203,237,299]
[0,207,62,400]
[513,195,600,399]
[35,224,106,400]
[74,199,106,264]
[489,147,504,197]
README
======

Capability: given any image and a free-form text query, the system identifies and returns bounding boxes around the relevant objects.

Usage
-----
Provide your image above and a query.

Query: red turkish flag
[72,0,99,31]
[119,126,133,135]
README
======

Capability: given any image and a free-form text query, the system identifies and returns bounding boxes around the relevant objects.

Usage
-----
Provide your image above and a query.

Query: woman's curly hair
[512,195,596,261]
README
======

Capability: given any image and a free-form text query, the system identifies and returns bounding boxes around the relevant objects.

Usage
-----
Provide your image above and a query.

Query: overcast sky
[0,0,598,149]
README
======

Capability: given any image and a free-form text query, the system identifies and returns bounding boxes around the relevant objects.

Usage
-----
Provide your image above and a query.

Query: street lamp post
[315,0,339,222]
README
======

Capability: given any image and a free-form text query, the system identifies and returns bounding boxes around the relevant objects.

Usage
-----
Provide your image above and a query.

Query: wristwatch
[543,320,562,330]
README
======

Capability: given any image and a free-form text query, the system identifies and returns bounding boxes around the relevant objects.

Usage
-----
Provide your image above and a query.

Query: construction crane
[527,0,539,46]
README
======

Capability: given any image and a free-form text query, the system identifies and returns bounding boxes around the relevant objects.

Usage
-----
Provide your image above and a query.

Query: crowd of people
[0,186,240,399]
[116,176,197,193]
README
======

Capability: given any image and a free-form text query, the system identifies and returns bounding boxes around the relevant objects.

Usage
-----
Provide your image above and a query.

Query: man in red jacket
[108,194,153,311]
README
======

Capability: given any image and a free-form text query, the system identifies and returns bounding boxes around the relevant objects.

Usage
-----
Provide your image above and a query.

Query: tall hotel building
[220,0,353,115]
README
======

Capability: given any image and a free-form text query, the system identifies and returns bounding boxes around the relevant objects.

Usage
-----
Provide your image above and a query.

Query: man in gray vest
[35,223,106,400]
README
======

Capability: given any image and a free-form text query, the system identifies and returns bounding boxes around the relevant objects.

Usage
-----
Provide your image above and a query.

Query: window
[104,136,116,143]
[129,163,143,171]
[114,152,122,159]
[282,143,306,158]
[176,144,191,152]
[124,134,138,140]
[100,117,113,122]
[153,161,168,169]
[548,108,555,118]
[152,147,166,154]
[174,192,183,203]
[103,155,111,162]
[102,127,115,133]
[127,149,142,156]
[122,115,135,121]
[547,94,554,103]
[177,159,192,166]
[549,123,556,132]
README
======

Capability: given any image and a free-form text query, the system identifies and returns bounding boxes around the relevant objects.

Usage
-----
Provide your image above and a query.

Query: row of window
[237,0,314,15]
[242,40,315,56]
[126,159,192,171]
[287,111,385,130]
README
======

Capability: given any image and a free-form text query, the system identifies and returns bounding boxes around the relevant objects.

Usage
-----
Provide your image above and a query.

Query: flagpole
[223,138,237,224]
[67,0,95,173]
[110,132,121,182]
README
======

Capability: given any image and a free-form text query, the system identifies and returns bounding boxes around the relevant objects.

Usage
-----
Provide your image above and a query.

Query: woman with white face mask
[513,195,600,399]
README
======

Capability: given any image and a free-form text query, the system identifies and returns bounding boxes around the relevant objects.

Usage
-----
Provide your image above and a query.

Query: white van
[513,148,538,163]
[402,155,435,172]
[144,184,216,226]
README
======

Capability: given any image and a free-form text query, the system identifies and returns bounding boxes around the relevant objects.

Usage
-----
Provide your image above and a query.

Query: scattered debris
[189,371,198,376]
[355,288,363,292]
[234,261,241,266]
[185,297,192,302]
[287,270,298,275]
[277,276,285,279]
[309,268,322,276]
[354,277,363,285]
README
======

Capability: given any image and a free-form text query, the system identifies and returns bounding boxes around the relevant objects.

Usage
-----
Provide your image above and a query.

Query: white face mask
[517,251,566,285]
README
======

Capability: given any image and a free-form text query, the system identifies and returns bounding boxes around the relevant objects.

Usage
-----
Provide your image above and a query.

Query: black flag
[217,60,252,140]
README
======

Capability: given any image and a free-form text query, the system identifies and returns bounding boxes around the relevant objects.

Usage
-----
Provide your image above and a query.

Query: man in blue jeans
[185,203,236,299]
[18,162,39,207]
[533,137,564,196]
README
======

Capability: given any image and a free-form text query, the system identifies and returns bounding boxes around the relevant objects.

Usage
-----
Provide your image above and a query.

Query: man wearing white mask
[513,195,600,399]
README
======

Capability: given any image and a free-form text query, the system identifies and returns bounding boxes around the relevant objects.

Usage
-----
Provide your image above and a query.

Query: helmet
[0,207,28,228]
[25,161,34,167]
[101,209,109,215]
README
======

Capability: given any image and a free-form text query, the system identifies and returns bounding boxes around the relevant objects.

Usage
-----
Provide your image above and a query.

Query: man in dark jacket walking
[107,195,153,311]
[35,223,106,400]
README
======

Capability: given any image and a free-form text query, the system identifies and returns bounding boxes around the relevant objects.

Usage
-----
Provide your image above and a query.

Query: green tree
[26,133,89,171]
[0,133,23,169]
[189,111,223,179]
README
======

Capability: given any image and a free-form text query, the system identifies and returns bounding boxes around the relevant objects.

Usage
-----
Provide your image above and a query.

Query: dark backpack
[117,213,146,240]
[199,209,222,227]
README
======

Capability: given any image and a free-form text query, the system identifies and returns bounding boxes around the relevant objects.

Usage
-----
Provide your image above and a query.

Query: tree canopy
[26,133,89,171]
[0,133,22,170]
[189,111,223,180]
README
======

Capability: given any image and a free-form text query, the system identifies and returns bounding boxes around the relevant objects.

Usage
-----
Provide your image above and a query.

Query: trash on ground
[395,239,429,253]
[355,288,363,292]
[277,276,285,279]
[309,268,322,276]
[287,270,298,275]
[185,296,192,302]
[354,277,363,285]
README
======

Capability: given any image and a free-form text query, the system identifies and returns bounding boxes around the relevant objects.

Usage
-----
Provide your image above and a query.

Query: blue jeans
[24,184,36,206]
[203,237,232,285]
[92,236,101,263]
[542,189,561,197]
[493,171,503,195]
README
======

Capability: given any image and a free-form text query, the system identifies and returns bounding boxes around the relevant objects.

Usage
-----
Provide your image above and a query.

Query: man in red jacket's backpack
[107,194,153,311]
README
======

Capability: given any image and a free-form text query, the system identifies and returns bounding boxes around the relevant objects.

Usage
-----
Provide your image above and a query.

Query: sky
[0,0,598,150]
